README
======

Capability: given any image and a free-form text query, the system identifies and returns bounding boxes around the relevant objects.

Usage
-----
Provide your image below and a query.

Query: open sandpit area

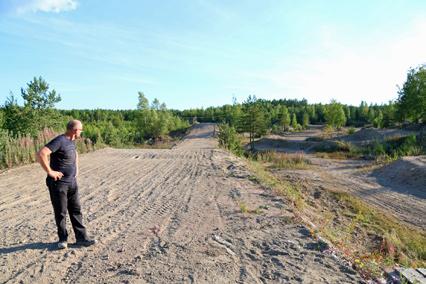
[338,128,418,145]
[370,156,426,202]
[0,123,362,283]
[253,127,426,230]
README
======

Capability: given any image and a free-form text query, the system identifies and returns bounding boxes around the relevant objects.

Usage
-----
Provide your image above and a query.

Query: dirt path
[0,123,362,283]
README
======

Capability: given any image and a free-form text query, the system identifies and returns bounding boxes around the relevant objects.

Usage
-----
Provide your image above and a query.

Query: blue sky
[1,0,425,110]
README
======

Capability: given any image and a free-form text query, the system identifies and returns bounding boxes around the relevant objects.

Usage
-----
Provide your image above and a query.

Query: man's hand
[48,170,64,181]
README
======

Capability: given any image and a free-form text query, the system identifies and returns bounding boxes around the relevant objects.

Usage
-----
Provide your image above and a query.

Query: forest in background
[0,65,424,169]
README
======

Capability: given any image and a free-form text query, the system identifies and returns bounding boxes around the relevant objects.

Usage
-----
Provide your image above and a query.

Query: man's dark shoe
[75,239,97,247]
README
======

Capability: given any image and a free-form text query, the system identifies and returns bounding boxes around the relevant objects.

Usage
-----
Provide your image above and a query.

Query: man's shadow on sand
[0,242,58,255]
[0,242,89,255]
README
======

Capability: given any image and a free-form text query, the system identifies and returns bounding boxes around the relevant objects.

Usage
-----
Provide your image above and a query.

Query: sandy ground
[0,123,362,283]
[254,128,426,230]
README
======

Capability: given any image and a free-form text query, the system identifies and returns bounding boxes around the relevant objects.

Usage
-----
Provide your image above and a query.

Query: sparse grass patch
[312,140,363,159]
[315,151,359,160]
[253,150,311,169]
[321,125,335,139]
[239,202,265,214]
[324,190,426,269]
[244,159,305,209]
[239,202,248,213]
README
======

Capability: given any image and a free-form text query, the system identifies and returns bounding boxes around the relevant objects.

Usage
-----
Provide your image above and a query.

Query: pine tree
[239,96,267,150]
[291,113,298,130]
[302,112,309,129]
[279,105,291,131]
[396,65,426,123]
[324,100,346,129]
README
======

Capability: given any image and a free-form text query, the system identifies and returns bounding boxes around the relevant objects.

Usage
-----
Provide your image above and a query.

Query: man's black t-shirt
[45,135,76,183]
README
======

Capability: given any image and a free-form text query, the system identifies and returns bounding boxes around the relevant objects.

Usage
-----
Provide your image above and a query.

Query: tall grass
[0,128,94,170]
[253,150,311,169]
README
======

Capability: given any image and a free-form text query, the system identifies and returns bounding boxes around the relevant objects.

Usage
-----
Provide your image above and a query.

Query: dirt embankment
[0,123,362,283]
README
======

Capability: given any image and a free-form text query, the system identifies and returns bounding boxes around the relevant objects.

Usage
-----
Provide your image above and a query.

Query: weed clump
[252,150,311,169]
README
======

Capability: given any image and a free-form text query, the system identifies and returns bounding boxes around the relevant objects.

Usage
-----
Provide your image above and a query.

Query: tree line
[176,65,425,134]
[0,65,424,167]
[0,77,189,168]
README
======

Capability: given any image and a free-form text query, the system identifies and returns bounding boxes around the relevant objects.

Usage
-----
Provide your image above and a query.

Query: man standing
[37,119,96,249]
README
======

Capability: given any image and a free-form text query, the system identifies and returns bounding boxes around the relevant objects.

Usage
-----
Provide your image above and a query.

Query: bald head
[67,120,82,131]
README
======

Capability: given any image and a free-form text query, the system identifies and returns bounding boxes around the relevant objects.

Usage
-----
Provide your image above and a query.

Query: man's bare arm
[37,147,64,181]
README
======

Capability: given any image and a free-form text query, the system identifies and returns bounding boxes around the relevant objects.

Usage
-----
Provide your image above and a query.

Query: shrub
[365,134,423,159]
[218,123,244,155]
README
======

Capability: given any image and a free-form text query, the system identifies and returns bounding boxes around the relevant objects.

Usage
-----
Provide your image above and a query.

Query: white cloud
[17,0,78,14]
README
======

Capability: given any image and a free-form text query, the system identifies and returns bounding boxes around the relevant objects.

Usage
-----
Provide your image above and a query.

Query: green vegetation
[0,77,189,170]
[216,105,425,278]
[278,105,291,131]
[217,123,244,155]
[302,112,309,129]
[0,128,93,169]
[1,64,424,170]
[326,191,426,271]
[239,202,248,213]
[396,65,426,123]
[245,159,305,209]
[238,202,264,214]
[238,95,267,149]
[3,77,64,136]
[324,99,347,129]
[174,65,425,133]
[175,97,406,131]
[252,151,311,169]
[312,134,425,162]
[218,134,425,277]
[365,134,424,160]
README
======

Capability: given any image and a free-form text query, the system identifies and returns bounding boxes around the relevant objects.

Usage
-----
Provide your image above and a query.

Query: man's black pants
[46,178,88,242]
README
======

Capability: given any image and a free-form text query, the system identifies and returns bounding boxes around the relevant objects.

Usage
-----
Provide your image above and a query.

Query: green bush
[218,123,243,155]
[365,134,423,159]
